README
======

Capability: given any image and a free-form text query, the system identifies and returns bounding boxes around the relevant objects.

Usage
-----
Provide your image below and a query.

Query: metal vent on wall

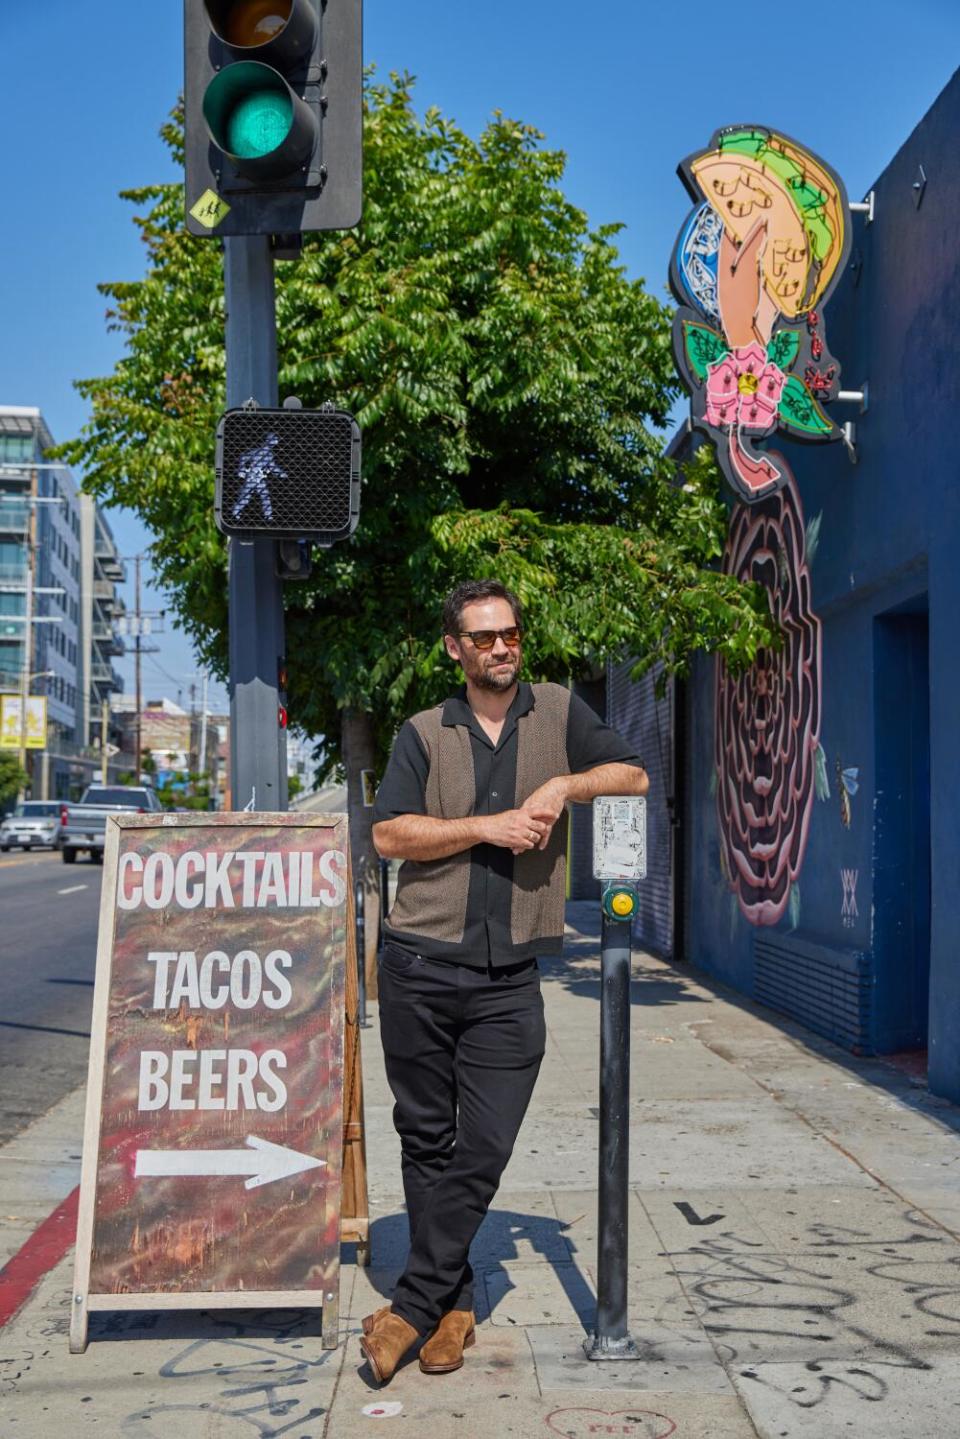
[215,406,360,542]
[753,933,873,1054]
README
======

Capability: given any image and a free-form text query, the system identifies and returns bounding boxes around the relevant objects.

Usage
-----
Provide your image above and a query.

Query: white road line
[57,884,88,896]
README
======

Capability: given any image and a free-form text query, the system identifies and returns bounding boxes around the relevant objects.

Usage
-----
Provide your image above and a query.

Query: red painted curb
[0,1185,79,1329]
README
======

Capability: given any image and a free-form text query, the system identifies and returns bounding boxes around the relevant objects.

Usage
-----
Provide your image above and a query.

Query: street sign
[71,812,352,1353]
[592,795,647,882]
[0,695,47,749]
[214,404,361,541]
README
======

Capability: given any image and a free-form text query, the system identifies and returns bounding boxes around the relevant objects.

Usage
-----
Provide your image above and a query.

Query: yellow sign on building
[0,695,48,749]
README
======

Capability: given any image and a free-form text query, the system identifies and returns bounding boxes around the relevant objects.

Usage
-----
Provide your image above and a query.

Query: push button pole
[585,795,647,1360]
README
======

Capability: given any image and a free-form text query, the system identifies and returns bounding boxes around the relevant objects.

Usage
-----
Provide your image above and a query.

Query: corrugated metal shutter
[568,678,604,901]
[754,934,873,1054]
[607,659,674,958]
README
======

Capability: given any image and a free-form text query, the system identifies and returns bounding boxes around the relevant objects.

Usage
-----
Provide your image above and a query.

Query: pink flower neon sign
[671,125,851,503]
[669,126,851,927]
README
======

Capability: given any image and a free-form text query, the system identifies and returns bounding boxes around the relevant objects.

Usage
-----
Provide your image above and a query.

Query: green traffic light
[226,89,293,158]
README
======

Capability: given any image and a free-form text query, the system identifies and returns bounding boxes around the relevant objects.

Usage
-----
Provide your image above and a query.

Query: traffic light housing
[184,0,362,238]
[214,402,361,543]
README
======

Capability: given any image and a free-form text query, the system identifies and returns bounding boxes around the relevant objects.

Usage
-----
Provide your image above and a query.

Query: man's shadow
[355,1203,596,1331]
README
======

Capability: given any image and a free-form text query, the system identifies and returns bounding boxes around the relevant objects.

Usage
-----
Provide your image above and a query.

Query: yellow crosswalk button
[189,189,231,230]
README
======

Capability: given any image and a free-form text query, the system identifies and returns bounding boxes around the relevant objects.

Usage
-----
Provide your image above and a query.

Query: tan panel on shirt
[387,684,572,951]
[386,709,474,944]
[511,684,571,946]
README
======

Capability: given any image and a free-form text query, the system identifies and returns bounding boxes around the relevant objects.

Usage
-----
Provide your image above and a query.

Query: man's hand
[520,778,570,850]
[484,809,550,855]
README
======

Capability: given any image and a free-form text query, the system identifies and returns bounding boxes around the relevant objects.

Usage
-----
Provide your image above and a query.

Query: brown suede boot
[359,1311,420,1384]
[361,1304,391,1336]
[418,1309,476,1374]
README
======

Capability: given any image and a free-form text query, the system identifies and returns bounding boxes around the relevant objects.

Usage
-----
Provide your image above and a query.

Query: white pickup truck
[60,784,164,864]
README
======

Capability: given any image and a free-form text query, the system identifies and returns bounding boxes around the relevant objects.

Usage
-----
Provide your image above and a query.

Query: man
[360,579,647,1384]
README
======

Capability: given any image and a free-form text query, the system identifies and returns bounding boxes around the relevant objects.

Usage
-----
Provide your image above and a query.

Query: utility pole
[189,681,197,774]
[17,470,36,795]
[198,670,209,777]
[100,699,109,782]
[135,555,143,777]
[120,554,163,781]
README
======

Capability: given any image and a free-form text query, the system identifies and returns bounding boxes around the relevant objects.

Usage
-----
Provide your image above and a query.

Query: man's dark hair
[441,580,523,638]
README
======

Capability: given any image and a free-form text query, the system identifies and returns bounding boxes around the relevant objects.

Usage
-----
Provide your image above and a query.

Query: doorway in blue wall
[872,599,931,1066]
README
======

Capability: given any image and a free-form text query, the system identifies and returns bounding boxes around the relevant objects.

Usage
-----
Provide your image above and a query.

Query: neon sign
[671,126,851,502]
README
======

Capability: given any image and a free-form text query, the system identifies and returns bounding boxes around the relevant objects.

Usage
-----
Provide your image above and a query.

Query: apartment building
[0,406,125,797]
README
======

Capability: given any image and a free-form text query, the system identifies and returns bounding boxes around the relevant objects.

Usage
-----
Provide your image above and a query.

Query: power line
[143,654,228,709]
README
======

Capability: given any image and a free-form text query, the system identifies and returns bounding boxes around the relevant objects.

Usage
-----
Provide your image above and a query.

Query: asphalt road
[0,848,103,1144]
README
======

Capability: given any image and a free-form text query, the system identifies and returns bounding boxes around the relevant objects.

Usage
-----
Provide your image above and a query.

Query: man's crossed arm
[372,762,648,862]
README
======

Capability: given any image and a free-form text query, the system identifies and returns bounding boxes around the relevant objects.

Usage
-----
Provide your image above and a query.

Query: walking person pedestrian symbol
[232,433,287,522]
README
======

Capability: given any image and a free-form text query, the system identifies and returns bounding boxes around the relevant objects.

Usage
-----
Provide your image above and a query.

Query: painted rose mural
[715,478,821,925]
[670,126,850,926]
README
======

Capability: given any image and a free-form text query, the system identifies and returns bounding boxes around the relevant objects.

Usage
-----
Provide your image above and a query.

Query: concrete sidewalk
[3,901,960,1437]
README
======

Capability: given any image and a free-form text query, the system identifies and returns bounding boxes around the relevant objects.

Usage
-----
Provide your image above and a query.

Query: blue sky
[1,1,958,712]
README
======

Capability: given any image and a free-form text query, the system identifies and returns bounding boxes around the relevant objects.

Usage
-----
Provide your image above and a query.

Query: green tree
[288,773,304,800]
[0,753,28,806]
[60,75,774,966]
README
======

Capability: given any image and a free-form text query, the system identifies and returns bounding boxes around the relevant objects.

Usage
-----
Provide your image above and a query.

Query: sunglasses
[457,626,522,651]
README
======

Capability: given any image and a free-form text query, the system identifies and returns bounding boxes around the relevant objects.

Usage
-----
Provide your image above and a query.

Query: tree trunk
[342,706,381,1001]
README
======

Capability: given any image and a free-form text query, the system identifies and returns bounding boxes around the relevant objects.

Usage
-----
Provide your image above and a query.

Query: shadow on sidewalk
[546,900,709,1008]
[538,949,710,1010]
[560,899,960,1142]
[356,1207,597,1330]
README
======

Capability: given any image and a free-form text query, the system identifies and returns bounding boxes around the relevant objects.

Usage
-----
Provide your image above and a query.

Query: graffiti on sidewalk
[665,1207,960,1411]
[546,1409,677,1438]
[674,1200,725,1226]
[119,1309,334,1439]
[0,1345,34,1398]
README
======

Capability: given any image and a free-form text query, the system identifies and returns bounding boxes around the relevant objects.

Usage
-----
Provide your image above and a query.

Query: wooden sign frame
[71,811,368,1353]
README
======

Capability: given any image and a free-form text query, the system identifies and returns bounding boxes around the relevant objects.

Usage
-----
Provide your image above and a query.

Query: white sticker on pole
[592,795,647,881]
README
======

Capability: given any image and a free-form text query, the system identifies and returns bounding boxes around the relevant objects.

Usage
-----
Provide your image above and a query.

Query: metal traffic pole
[354,878,369,1029]
[378,858,390,949]
[585,795,647,1362]
[224,236,287,814]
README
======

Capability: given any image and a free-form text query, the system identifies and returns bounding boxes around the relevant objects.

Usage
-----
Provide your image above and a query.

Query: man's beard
[469,652,520,691]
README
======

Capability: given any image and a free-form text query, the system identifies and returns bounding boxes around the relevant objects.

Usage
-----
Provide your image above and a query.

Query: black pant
[377,943,546,1334]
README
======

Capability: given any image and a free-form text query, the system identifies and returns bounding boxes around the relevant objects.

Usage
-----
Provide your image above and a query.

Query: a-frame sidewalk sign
[70,811,369,1353]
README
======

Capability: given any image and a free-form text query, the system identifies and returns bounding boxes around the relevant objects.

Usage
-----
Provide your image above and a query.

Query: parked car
[0,800,65,852]
[61,784,164,864]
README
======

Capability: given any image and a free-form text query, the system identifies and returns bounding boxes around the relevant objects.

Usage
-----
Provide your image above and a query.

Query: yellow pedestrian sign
[0,695,47,749]
[189,189,231,231]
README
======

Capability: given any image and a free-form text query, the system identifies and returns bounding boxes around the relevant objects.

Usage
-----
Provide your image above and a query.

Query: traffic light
[184,0,362,239]
[214,401,361,543]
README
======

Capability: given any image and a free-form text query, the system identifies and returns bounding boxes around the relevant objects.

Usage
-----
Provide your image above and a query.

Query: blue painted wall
[682,67,960,1102]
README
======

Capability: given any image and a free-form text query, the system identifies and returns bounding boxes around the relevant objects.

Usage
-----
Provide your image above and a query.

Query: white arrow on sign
[134,1135,327,1191]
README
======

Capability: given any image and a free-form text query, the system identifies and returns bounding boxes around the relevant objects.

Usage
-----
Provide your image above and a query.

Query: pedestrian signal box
[184,0,363,239]
[214,403,361,543]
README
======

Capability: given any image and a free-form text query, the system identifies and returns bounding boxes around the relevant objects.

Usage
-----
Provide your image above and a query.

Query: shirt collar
[442,680,535,730]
